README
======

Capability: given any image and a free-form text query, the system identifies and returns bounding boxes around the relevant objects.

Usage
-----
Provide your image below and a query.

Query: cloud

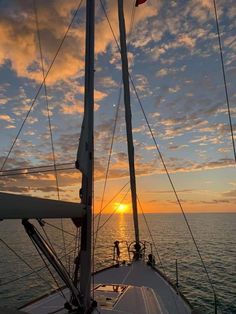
[145,145,156,151]
[95,1,159,53]
[168,85,180,93]
[27,117,39,124]
[5,124,16,129]
[133,74,152,96]
[96,76,118,89]
[94,89,108,102]
[0,0,235,210]
[227,6,236,19]
[0,0,86,84]
[222,189,236,198]
[164,157,235,173]
[0,0,158,85]
[0,114,14,123]
[61,102,84,115]
[0,98,8,105]
[168,144,189,151]
[178,34,196,49]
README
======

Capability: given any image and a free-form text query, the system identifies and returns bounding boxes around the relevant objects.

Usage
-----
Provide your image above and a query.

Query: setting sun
[115,203,129,214]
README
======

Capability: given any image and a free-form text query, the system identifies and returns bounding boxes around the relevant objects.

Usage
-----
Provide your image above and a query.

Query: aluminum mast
[118,0,140,245]
[75,0,95,310]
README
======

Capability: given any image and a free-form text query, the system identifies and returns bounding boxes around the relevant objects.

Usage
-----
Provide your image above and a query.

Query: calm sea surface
[0,213,235,313]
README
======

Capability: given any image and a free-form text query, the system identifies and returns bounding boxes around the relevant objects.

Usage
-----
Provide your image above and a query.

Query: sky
[0,0,235,213]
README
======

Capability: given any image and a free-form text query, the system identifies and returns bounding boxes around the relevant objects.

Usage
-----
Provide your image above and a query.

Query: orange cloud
[94,89,108,101]
[0,1,158,86]
[61,102,84,115]
[0,114,14,123]
[178,34,196,49]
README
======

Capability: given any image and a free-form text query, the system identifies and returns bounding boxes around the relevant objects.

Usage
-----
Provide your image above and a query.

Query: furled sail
[76,112,90,177]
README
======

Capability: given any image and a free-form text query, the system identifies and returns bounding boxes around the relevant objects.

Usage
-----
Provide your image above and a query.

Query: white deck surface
[94,261,191,314]
[20,261,192,314]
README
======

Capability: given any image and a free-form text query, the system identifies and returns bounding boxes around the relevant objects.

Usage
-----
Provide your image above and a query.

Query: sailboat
[1,0,230,313]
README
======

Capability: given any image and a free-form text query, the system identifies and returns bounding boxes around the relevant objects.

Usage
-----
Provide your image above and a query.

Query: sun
[116,203,129,214]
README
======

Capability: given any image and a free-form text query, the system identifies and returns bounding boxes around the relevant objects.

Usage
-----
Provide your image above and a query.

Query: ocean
[0,213,235,313]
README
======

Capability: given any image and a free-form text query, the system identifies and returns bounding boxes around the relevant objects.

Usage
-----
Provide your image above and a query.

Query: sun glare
[116,203,129,214]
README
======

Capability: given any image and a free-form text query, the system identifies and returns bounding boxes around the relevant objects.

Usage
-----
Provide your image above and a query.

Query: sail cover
[76,109,90,177]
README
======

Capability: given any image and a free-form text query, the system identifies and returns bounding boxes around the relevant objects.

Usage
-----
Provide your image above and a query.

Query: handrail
[113,240,157,264]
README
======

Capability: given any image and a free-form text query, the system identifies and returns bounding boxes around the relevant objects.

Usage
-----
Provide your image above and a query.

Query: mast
[118,0,139,245]
[75,0,95,309]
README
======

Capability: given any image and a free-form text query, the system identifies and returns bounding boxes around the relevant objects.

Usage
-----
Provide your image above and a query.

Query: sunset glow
[115,203,129,214]
[0,1,235,213]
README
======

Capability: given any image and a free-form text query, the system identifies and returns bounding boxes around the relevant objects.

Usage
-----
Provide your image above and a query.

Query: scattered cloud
[168,144,189,151]
[0,114,14,123]
[0,0,235,212]
[0,98,8,105]
[0,0,158,85]
[61,102,84,115]
[222,189,236,198]
[96,76,118,89]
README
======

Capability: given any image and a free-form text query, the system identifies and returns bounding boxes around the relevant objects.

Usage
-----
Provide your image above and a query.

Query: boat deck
[94,261,191,314]
[19,261,192,314]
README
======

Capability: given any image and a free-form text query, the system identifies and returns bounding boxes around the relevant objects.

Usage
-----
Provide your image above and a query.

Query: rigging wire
[33,224,80,302]
[0,164,75,177]
[18,182,130,246]
[44,221,76,237]
[99,0,120,51]
[129,1,136,36]
[37,220,66,264]
[0,0,84,172]
[0,0,85,285]
[0,167,74,177]
[0,0,83,287]
[100,1,220,308]
[213,0,236,163]
[94,181,130,219]
[0,242,80,288]
[71,228,80,277]
[94,0,137,244]
[33,0,60,200]
[0,162,73,175]
[0,237,53,289]
[33,0,67,268]
[29,232,69,302]
[94,187,130,235]
[94,88,121,246]
[94,0,124,244]
[0,264,46,288]
[37,221,80,276]
[137,196,166,273]
[130,72,220,312]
